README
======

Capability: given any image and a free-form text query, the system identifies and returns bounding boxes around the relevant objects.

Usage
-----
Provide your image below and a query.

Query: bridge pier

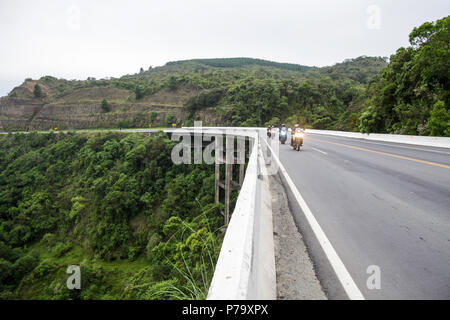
[215,135,247,226]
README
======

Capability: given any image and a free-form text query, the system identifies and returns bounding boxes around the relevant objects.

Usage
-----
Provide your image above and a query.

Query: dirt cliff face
[0,96,45,131]
[0,81,218,131]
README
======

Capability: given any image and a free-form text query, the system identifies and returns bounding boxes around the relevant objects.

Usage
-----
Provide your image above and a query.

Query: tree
[149,111,158,124]
[360,16,450,136]
[166,113,175,126]
[0,259,12,282]
[135,85,145,100]
[265,117,280,127]
[428,101,450,136]
[168,76,178,91]
[33,84,42,98]
[101,99,110,112]
[118,120,129,129]
[12,255,38,282]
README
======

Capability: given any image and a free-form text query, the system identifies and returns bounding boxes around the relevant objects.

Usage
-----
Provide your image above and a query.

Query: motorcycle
[292,131,304,151]
[279,129,287,144]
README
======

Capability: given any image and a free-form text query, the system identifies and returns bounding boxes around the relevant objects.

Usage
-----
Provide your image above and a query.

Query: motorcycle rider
[291,124,305,150]
[279,124,288,143]
[291,124,300,146]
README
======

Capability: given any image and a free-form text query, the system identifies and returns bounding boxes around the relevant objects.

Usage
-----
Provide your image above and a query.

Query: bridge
[3,126,449,299]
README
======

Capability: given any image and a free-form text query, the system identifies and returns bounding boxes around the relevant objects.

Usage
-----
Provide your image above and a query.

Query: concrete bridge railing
[306,129,450,149]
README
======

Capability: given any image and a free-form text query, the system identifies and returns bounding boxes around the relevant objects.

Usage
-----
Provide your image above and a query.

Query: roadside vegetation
[359,16,449,136]
[0,132,225,299]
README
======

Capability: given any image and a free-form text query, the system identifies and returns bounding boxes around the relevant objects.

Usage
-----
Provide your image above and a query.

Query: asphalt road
[277,132,450,299]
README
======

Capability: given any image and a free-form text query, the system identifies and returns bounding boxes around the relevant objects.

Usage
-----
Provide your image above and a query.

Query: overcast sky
[0,0,449,96]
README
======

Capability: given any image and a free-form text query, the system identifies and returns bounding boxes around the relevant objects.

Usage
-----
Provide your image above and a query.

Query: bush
[42,233,57,249]
[166,113,175,126]
[145,233,161,260]
[0,258,13,282]
[33,84,43,98]
[51,242,72,258]
[149,111,157,124]
[428,101,450,136]
[101,99,110,112]
[135,85,145,100]
[12,255,39,281]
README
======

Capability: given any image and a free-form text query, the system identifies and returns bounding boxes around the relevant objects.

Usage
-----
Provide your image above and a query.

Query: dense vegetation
[166,57,312,72]
[30,55,386,131]
[359,16,449,136]
[0,132,226,299]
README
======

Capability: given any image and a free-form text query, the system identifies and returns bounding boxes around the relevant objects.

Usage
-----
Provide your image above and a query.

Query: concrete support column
[237,136,246,186]
[215,163,220,204]
[224,135,234,225]
[239,164,245,186]
[214,135,223,204]
[225,163,232,225]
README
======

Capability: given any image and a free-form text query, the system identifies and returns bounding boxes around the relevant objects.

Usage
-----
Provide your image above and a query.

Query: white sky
[0,0,449,96]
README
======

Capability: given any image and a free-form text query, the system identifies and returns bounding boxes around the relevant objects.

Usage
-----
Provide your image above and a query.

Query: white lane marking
[265,139,365,300]
[311,147,328,155]
[307,134,450,155]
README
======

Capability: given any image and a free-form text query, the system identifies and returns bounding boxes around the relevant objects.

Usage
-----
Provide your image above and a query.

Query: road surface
[277,132,450,299]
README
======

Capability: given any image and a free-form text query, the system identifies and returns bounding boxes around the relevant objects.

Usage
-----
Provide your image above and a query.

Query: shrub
[51,242,72,258]
[12,255,39,281]
[34,84,43,98]
[101,99,110,112]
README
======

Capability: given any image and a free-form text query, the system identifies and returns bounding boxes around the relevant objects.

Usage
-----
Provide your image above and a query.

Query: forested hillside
[0,132,226,299]
[166,57,313,72]
[359,16,449,136]
[0,56,386,132]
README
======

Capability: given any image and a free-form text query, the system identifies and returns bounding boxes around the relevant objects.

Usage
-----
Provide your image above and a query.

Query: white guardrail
[305,129,450,149]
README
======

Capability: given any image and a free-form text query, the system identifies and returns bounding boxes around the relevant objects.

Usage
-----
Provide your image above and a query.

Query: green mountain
[165,57,313,72]
[0,56,386,132]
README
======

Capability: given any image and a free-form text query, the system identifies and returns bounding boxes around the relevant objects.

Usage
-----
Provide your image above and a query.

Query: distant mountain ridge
[165,57,313,73]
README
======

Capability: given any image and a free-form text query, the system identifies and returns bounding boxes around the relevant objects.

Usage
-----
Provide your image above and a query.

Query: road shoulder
[270,173,327,300]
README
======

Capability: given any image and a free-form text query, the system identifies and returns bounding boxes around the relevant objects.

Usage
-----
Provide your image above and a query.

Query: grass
[152,199,223,300]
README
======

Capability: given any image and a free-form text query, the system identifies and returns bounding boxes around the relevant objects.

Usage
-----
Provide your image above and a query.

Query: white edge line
[311,147,328,155]
[265,139,365,300]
